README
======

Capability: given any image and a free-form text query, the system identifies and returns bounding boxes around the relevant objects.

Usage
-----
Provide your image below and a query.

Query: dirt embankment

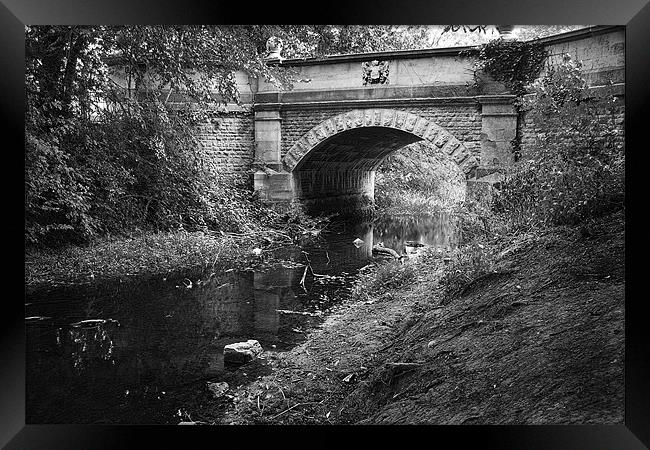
[219,211,624,425]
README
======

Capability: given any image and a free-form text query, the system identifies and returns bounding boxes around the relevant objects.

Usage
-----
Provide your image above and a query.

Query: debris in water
[277,309,322,317]
[25,316,52,322]
[352,238,364,248]
[70,318,120,328]
[406,241,425,247]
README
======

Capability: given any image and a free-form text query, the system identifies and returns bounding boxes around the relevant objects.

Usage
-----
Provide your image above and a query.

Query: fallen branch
[276,309,321,317]
[386,362,424,370]
[299,265,309,292]
[270,399,326,420]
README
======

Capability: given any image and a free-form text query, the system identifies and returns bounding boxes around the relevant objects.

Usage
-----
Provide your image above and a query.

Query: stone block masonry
[279,105,483,163]
[194,111,255,175]
[536,28,625,86]
[520,104,625,161]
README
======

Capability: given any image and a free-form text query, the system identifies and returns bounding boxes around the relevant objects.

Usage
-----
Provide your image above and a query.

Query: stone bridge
[249,50,516,213]
[109,26,624,215]
[253,105,494,213]
[248,25,624,213]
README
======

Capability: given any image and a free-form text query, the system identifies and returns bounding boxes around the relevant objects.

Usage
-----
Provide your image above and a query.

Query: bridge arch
[283,109,478,174]
[281,109,478,214]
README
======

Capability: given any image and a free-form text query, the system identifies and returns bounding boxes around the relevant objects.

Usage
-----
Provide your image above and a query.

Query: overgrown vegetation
[441,55,625,296]
[374,142,466,214]
[495,55,625,228]
[25,26,275,246]
[466,38,547,160]
[470,38,548,96]
[352,261,417,302]
[25,25,436,248]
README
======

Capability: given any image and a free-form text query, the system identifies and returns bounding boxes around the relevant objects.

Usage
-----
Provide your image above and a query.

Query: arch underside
[283,109,478,215]
[295,127,420,200]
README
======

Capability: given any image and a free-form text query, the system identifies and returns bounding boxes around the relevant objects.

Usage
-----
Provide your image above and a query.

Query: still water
[25,213,457,424]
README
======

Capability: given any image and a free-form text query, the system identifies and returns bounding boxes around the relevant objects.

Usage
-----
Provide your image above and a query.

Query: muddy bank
[218,211,624,424]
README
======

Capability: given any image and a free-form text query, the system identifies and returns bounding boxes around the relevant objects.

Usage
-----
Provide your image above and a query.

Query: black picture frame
[4,0,648,447]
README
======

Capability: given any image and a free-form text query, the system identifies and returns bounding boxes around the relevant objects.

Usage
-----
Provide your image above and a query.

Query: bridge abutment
[253,109,283,170]
[477,96,518,168]
[252,109,296,202]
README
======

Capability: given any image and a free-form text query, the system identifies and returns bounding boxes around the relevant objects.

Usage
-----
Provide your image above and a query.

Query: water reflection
[373,213,459,253]
[25,213,456,423]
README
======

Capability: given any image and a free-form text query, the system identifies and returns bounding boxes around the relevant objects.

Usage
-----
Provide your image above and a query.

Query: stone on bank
[224,339,263,364]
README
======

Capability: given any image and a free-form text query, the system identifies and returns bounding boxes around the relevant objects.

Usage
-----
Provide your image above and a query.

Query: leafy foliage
[375,142,466,212]
[441,54,624,299]
[494,55,625,228]
[25,25,433,247]
[469,38,547,96]
[279,25,433,57]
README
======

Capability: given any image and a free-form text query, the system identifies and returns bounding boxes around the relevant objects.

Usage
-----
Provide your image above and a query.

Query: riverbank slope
[220,210,624,424]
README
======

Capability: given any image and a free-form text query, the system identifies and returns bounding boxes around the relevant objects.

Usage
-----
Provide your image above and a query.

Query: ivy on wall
[465,38,547,160]
[472,38,547,96]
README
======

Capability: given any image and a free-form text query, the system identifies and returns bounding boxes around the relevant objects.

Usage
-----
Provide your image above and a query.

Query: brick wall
[194,111,255,174]
[520,28,625,159]
[280,104,483,162]
[520,104,625,160]
[540,30,625,86]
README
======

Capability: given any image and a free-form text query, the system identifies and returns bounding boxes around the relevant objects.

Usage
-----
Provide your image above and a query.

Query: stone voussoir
[283,108,474,174]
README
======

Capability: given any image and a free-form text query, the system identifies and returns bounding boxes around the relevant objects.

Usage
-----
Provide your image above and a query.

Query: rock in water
[224,339,263,364]
[207,381,229,399]
[372,243,400,259]
[405,241,425,248]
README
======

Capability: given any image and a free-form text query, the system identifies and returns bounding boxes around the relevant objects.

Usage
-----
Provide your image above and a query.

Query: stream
[25,212,458,424]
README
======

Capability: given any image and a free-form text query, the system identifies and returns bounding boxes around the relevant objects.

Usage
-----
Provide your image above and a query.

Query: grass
[25,231,248,287]
[25,199,328,289]
[352,260,418,301]
[374,189,452,216]
[25,227,311,289]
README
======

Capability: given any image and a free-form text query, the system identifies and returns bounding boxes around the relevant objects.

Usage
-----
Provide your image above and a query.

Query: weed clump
[352,261,417,301]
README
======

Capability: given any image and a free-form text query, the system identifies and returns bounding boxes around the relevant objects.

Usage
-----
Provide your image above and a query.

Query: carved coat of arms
[362,60,389,85]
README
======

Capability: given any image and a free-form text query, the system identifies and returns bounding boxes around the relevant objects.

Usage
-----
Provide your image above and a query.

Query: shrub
[440,241,498,298]
[493,55,625,227]
[352,261,417,301]
[451,200,495,245]
[375,141,466,211]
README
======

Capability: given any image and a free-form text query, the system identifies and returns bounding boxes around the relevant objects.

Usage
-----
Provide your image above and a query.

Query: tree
[25,25,434,246]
